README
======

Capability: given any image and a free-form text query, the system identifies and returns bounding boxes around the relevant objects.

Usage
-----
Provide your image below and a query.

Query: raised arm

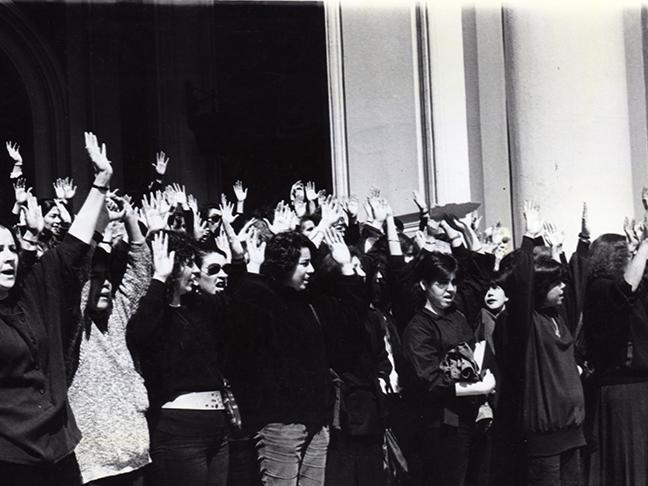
[67,132,113,245]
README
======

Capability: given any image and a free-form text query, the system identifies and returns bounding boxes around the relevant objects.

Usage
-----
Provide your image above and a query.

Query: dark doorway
[0,46,33,223]
[7,1,332,210]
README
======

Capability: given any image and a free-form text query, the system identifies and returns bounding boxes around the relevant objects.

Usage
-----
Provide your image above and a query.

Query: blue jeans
[255,423,329,486]
[150,410,229,486]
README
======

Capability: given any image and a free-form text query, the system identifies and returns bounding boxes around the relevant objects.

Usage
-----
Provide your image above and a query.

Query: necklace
[550,317,561,338]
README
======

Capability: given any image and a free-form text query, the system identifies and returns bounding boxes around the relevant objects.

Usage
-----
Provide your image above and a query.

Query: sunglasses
[203,263,224,276]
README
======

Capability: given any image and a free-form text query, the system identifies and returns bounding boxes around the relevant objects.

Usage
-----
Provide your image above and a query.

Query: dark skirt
[587,381,648,486]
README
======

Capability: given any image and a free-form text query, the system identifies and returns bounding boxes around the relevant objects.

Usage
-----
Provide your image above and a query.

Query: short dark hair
[415,250,458,284]
[533,251,563,306]
[261,231,314,283]
[148,230,198,303]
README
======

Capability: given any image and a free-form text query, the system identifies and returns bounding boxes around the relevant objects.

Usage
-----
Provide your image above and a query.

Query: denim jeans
[255,423,330,486]
[150,409,229,486]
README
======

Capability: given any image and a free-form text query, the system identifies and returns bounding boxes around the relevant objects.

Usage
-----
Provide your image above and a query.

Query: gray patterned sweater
[68,242,152,483]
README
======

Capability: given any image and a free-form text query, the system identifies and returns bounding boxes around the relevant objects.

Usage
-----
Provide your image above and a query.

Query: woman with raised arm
[493,202,585,486]
[0,132,112,486]
[67,197,152,486]
[583,224,648,486]
[127,200,245,486]
[225,228,368,486]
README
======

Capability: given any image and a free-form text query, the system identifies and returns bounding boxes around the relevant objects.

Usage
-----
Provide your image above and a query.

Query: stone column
[504,6,637,246]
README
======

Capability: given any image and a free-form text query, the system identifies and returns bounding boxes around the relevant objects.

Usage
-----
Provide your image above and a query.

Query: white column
[425,1,472,204]
[504,7,636,247]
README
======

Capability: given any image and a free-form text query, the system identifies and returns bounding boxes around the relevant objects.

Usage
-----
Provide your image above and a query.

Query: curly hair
[261,231,314,284]
[588,233,629,281]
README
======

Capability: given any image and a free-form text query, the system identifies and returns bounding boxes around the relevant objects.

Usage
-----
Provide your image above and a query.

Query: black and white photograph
[0,1,646,485]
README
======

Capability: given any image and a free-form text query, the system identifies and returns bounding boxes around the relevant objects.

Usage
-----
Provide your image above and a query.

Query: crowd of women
[0,133,647,486]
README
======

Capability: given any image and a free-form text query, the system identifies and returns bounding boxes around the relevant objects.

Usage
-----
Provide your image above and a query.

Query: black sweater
[0,234,87,464]
[224,273,367,432]
[494,236,585,457]
[584,276,648,384]
[128,280,231,415]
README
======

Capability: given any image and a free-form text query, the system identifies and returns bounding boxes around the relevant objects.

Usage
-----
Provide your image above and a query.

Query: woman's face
[198,252,228,294]
[44,206,63,235]
[421,272,457,312]
[0,227,19,294]
[484,285,508,312]
[95,280,113,310]
[176,258,200,296]
[300,219,316,236]
[544,282,565,308]
[286,247,314,291]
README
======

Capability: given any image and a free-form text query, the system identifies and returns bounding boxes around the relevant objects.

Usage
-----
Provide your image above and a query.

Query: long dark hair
[588,233,629,281]
[0,224,22,302]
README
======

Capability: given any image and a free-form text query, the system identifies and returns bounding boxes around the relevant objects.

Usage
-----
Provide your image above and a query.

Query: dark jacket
[224,272,367,432]
[0,234,87,464]
[494,236,585,457]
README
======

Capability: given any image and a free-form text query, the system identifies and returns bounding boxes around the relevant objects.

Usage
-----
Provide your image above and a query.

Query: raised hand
[219,195,238,226]
[6,141,22,164]
[412,190,428,213]
[193,211,209,242]
[187,194,199,214]
[106,195,127,222]
[246,228,266,272]
[233,180,248,202]
[341,195,359,219]
[215,226,232,261]
[13,178,32,205]
[624,217,641,253]
[151,232,175,282]
[141,193,170,233]
[6,141,23,179]
[523,201,542,237]
[323,228,351,266]
[369,196,389,224]
[84,131,113,185]
[152,151,169,176]
[320,198,344,227]
[22,194,44,235]
[579,202,590,240]
[305,181,317,202]
[316,190,327,207]
[265,201,297,234]
[53,178,66,201]
[543,222,564,249]
[440,218,466,247]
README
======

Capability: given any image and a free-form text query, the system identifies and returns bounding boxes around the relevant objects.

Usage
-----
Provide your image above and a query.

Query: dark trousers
[423,421,476,486]
[228,433,261,486]
[527,448,581,486]
[0,453,82,486]
[88,467,147,486]
[324,430,385,486]
[150,409,229,486]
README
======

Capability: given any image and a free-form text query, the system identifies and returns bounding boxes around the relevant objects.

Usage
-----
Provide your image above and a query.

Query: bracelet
[388,239,400,243]
[92,183,109,192]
